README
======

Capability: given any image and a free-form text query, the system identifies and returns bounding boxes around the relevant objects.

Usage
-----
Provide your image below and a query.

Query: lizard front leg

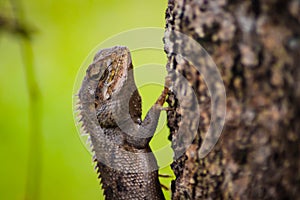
[125,79,170,149]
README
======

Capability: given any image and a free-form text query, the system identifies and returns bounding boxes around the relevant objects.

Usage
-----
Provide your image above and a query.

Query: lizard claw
[155,76,171,106]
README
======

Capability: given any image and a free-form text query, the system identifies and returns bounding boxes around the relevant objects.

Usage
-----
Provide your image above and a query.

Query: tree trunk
[164,0,300,199]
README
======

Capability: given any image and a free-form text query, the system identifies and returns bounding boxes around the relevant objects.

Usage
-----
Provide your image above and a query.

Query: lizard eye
[87,65,100,78]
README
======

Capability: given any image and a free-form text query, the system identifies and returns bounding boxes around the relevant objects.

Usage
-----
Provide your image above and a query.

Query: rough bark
[164,0,300,199]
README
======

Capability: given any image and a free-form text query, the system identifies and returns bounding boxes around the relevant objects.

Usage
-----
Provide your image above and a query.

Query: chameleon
[77,46,169,199]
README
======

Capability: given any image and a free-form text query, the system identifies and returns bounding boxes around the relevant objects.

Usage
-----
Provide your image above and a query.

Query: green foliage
[0,0,171,199]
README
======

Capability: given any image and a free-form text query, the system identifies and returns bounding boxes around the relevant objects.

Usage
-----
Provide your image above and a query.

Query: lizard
[77,46,168,200]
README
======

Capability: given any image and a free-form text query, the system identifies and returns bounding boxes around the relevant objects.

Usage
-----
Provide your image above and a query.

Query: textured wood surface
[164,0,300,199]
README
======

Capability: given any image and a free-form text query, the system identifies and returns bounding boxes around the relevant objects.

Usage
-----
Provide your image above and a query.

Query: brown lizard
[77,46,168,199]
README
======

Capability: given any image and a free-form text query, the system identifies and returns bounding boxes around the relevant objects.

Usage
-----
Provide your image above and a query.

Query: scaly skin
[78,46,167,200]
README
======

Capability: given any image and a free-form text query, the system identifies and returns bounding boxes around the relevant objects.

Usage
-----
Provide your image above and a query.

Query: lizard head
[89,46,142,128]
[93,46,132,102]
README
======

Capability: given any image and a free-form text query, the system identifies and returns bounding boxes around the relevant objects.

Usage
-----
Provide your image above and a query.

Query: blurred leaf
[0,0,169,199]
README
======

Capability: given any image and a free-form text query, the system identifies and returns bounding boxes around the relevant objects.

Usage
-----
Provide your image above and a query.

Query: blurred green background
[0,0,172,199]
